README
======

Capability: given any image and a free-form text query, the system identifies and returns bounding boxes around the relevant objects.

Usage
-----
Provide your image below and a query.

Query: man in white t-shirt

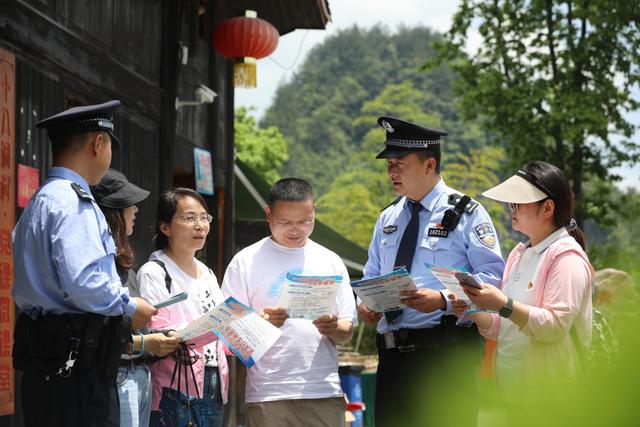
[222,178,357,427]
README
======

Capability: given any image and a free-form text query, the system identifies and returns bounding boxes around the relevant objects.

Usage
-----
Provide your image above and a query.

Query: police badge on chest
[427,226,449,238]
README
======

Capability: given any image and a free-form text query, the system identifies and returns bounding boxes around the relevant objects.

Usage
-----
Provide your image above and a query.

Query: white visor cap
[482,174,548,204]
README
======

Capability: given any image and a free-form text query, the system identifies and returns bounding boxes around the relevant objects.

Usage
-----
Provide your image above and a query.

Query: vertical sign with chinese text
[0,48,15,416]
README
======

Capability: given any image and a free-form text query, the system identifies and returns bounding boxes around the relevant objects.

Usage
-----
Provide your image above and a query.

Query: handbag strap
[168,343,201,398]
[187,354,200,398]
[169,350,180,390]
[168,344,187,393]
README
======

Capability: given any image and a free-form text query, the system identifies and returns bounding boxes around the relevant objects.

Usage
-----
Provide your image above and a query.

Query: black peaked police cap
[91,169,150,209]
[36,100,122,149]
[375,116,448,159]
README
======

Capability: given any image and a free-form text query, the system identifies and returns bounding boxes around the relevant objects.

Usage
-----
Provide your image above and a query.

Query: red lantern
[212,10,279,88]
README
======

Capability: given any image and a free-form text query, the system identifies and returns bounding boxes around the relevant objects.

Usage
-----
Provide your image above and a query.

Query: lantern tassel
[233,58,257,88]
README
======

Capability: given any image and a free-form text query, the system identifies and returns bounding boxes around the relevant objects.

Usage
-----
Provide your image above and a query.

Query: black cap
[36,100,122,149]
[90,169,150,209]
[375,116,448,159]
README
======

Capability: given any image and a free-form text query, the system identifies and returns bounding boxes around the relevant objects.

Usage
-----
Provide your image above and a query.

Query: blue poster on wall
[194,147,214,195]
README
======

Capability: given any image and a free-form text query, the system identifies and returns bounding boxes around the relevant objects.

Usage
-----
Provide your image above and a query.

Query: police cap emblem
[381,120,395,133]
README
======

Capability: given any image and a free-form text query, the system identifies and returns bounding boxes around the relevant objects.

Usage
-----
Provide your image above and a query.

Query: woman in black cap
[92,169,180,427]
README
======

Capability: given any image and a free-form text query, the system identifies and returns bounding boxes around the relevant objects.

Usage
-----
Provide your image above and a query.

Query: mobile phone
[454,272,483,289]
[154,291,188,309]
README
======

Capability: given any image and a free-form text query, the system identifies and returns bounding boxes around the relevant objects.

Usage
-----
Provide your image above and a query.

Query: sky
[234,0,639,191]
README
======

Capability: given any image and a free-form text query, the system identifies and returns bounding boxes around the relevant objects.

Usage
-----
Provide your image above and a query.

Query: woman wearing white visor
[453,160,594,415]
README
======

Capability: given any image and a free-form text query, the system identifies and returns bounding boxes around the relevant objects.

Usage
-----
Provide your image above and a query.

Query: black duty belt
[376,327,445,352]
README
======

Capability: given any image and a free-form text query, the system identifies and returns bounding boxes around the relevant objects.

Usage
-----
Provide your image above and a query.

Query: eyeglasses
[173,213,213,225]
[271,219,315,231]
[509,198,549,212]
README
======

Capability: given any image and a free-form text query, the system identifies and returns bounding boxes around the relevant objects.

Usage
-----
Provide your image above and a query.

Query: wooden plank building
[0,0,331,425]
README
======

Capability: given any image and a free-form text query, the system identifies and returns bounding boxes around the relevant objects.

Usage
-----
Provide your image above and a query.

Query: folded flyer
[428,267,485,324]
[277,272,342,320]
[177,297,282,367]
[350,268,418,313]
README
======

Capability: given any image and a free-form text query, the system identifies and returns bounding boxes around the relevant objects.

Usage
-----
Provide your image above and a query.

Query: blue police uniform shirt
[363,178,505,333]
[12,167,136,318]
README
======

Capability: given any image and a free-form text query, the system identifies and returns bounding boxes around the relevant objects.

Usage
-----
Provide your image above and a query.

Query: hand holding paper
[312,314,338,335]
[429,267,488,324]
[259,307,289,327]
[429,267,474,306]
[399,288,446,312]
[357,303,382,324]
[450,295,470,317]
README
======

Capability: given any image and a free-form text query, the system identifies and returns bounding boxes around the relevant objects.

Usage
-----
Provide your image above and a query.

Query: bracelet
[129,334,145,357]
[126,335,135,355]
[138,334,145,356]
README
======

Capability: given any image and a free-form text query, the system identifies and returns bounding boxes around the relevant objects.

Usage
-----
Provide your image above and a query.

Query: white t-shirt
[496,228,567,400]
[138,250,224,366]
[221,237,357,403]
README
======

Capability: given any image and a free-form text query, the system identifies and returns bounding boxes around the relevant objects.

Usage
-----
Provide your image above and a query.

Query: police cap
[375,116,447,159]
[36,100,122,149]
[90,169,149,209]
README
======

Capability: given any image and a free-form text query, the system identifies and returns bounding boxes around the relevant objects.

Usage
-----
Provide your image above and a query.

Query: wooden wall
[0,1,234,424]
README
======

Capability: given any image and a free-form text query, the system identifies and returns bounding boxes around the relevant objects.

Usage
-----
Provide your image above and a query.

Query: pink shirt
[138,252,230,410]
[478,230,594,384]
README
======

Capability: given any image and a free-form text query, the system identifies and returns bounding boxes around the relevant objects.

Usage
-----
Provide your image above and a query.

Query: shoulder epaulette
[448,193,479,214]
[380,196,403,212]
[71,183,93,202]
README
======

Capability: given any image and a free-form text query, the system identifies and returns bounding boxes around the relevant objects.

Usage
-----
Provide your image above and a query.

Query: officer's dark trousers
[375,342,480,427]
[21,366,119,427]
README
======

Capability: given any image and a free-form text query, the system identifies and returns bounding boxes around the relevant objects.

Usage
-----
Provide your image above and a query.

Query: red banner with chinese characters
[18,164,39,208]
[0,48,16,416]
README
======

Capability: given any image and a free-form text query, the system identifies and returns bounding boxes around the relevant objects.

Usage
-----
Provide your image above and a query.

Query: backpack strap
[150,260,172,293]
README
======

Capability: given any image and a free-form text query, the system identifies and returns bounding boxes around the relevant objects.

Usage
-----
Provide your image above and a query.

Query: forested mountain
[263,25,491,194]
[261,26,507,247]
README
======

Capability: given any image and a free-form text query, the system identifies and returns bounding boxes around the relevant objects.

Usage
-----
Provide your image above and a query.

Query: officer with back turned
[358,116,505,427]
[12,101,157,427]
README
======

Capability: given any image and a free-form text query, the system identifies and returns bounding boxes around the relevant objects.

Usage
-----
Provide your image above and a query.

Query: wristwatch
[499,297,514,318]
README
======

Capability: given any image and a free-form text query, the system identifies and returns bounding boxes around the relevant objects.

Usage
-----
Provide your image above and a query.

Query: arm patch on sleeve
[474,222,497,248]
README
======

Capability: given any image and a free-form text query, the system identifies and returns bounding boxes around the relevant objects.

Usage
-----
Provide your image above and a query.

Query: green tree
[317,82,509,248]
[588,187,640,276]
[263,26,466,194]
[432,0,640,225]
[443,146,511,243]
[235,107,289,184]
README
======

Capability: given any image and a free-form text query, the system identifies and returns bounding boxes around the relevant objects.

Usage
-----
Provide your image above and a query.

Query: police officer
[358,117,506,427]
[12,101,157,427]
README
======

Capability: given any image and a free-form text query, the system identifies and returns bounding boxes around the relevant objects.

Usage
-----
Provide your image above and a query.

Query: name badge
[383,225,398,234]
[428,228,449,238]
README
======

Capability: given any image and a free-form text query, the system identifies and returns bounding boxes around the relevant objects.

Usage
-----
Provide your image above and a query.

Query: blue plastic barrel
[339,364,365,427]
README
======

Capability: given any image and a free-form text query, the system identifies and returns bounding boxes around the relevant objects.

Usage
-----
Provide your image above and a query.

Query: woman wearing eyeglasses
[453,161,594,415]
[137,188,229,427]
